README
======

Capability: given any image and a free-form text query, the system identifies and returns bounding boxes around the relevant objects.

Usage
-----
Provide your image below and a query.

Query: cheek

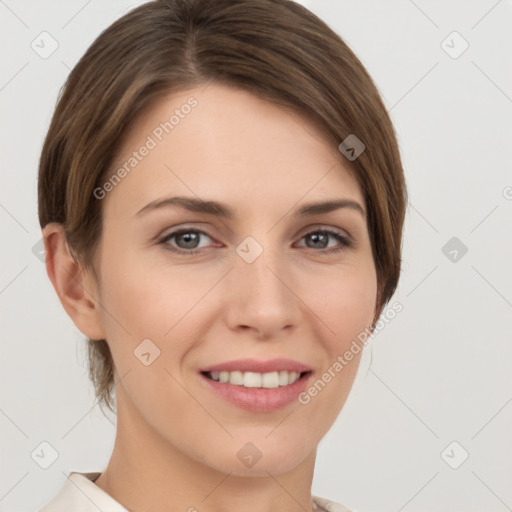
[299,270,375,430]
[94,254,199,418]
[98,246,199,334]
[299,262,375,413]
[96,246,220,380]
[308,261,377,341]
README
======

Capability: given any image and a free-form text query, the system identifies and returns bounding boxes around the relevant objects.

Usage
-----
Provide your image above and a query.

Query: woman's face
[86,83,377,476]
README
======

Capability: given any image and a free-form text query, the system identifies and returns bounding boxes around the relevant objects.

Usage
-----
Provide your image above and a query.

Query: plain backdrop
[1,1,511,511]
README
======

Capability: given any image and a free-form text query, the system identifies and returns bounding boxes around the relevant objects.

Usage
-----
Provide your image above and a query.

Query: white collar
[40,471,129,511]
[40,471,354,512]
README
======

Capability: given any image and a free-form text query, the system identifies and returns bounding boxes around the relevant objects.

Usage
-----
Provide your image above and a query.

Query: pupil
[178,232,199,249]
[309,232,327,249]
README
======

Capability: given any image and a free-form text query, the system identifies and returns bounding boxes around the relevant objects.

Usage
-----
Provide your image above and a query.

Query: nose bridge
[225,232,299,334]
[235,233,286,293]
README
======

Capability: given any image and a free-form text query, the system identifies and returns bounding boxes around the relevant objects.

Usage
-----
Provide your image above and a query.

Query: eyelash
[158,228,353,256]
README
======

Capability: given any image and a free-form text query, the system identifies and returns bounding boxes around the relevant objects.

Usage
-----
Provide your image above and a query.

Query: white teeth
[243,372,262,387]
[229,371,244,385]
[262,371,279,388]
[207,370,303,388]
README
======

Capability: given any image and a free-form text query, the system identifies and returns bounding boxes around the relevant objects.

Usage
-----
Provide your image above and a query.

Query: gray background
[1,1,511,511]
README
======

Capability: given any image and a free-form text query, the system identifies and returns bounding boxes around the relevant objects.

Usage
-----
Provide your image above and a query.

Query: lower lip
[199,372,313,412]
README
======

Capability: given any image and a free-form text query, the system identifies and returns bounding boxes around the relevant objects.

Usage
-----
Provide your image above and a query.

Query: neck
[94,389,318,512]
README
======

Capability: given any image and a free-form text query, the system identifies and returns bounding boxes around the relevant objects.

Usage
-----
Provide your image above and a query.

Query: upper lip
[199,358,311,374]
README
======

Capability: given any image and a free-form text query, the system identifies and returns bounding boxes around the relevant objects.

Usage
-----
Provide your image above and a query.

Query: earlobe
[42,223,107,340]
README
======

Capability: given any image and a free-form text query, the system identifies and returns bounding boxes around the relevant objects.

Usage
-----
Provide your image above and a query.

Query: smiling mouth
[201,370,311,389]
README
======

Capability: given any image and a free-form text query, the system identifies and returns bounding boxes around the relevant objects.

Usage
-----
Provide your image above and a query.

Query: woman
[37,0,407,511]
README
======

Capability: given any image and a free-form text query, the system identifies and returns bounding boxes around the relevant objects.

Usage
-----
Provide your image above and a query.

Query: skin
[43,83,377,512]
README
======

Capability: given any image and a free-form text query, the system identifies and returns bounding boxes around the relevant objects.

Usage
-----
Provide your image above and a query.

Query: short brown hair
[38,0,408,415]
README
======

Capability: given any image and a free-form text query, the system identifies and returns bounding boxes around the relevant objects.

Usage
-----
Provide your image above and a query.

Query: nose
[223,237,301,340]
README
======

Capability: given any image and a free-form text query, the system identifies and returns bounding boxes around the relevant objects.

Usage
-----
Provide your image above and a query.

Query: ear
[42,223,107,340]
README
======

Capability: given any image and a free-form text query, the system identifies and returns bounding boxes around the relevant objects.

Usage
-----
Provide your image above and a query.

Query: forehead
[103,83,364,218]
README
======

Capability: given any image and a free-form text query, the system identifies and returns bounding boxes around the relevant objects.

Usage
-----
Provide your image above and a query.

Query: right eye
[159,229,216,254]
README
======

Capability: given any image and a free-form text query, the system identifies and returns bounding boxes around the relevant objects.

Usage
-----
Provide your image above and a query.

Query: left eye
[297,230,352,252]
[159,229,352,255]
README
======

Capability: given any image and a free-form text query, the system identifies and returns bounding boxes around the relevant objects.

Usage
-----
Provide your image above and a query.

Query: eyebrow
[135,196,365,219]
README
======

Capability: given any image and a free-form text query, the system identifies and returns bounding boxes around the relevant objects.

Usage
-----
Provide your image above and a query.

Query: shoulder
[312,494,358,512]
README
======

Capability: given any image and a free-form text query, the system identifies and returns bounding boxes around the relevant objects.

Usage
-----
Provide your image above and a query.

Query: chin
[200,437,312,477]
